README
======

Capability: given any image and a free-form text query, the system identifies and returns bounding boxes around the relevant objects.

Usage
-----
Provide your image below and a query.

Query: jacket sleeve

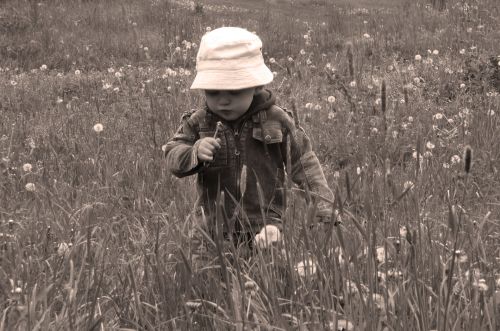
[163,111,203,178]
[288,126,335,219]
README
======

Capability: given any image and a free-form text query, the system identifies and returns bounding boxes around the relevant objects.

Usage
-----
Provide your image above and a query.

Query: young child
[164,27,334,247]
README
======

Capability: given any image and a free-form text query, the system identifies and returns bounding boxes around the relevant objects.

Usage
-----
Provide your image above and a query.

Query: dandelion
[102,82,112,90]
[93,123,104,133]
[269,57,276,64]
[460,83,466,89]
[299,49,306,55]
[295,258,317,277]
[25,183,36,192]
[22,163,32,172]
[40,64,47,71]
[472,279,488,292]
[349,81,357,88]
[487,109,495,116]
[206,26,211,32]
[327,96,336,103]
[314,104,322,111]
[403,181,414,191]
[114,72,123,78]
[415,54,422,61]
[432,49,439,55]
[408,116,414,123]
[10,80,17,86]
[107,67,115,73]
[459,49,466,55]
[303,34,309,40]
[426,141,435,150]
[57,242,71,257]
[305,103,313,109]
[371,127,378,134]
[56,97,63,104]
[254,225,281,249]
[443,163,450,169]
[74,69,81,75]
[433,113,444,120]
[363,33,371,39]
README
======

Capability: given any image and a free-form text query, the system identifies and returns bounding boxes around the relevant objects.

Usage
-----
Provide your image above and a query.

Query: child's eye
[229,90,242,96]
[205,90,220,96]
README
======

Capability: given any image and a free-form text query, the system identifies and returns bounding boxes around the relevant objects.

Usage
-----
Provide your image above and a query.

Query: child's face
[205,88,257,121]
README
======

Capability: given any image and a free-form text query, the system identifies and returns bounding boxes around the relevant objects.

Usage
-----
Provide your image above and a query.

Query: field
[1,0,500,330]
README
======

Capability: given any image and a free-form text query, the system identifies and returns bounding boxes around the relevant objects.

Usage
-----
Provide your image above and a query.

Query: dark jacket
[164,89,334,235]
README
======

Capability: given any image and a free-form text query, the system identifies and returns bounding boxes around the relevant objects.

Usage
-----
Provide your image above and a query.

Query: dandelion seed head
[23,163,32,172]
[426,141,435,150]
[327,95,336,103]
[93,123,104,133]
[414,54,422,61]
[74,69,81,75]
[432,49,439,55]
[25,183,36,192]
[295,258,317,277]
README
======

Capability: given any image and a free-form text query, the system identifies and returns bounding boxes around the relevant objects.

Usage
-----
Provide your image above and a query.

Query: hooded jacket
[164,89,334,235]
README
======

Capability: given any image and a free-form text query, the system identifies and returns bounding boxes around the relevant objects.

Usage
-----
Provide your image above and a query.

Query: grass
[1,0,499,330]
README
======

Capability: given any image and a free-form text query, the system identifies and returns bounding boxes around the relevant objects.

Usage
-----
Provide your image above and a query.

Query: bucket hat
[190,27,274,90]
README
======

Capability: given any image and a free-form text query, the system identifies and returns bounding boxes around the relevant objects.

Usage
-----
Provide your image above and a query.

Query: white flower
[371,127,378,134]
[363,33,371,39]
[287,56,294,62]
[314,104,322,111]
[460,83,466,89]
[327,96,336,103]
[448,118,454,124]
[22,163,32,172]
[413,77,421,84]
[25,183,36,192]
[432,49,439,55]
[254,225,282,249]
[143,46,149,52]
[305,103,313,109]
[114,72,123,78]
[269,57,276,64]
[472,279,488,292]
[375,246,385,263]
[102,83,112,90]
[414,54,422,61]
[93,123,104,133]
[57,242,72,257]
[443,163,450,169]
[487,109,495,116]
[403,181,414,191]
[161,144,168,152]
[375,98,381,105]
[451,155,461,164]
[407,116,414,123]
[295,258,317,277]
[74,69,81,75]
[113,87,120,92]
[56,97,63,104]
[107,67,115,73]
[426,141,435,150]
[300,49,306,55]
[272,71,278,77]
[10,80,17,86]
[206,26,211,32]
[303,34,309,39]
[349,81,357,88]
[175,47,181,52]
[459,49,466,55]
[40,64,47,71]
[433,113,444,120]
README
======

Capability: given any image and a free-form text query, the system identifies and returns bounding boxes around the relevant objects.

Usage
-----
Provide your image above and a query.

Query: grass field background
[1,0,499,330]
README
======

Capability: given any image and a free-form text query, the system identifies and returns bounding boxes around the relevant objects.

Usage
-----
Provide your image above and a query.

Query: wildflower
[287,56,294,62]
[306,59,312,66]
[413,77,421,84]
[455,250,468,263]
[327,96,336,103]
[487,109,495,116]
[432,49,439,55]
[102,82,112,90]
[443,163,450,169]
[314,104,321,111]
[161,144,168,152]
[40,64,47,71]
[415,54,422,61]
[74,70,81,75]
[356,166,361,175]
[371,127,378,134]
[472,279,488,292]
[143,46,149,52]
[303,34,309,40]
[403,181,414,191]
[25,183,36,192]
[363,33,371,39]
[349,81,357,88]
[375,98,381,105]
[93,123,104,133]
[305,103,313,109]
[408,116,414,122]
[175,47,181,52]
[56,97,63,104]
[460,83,466,89]
[375,246,385,263]
[57,242,72,257]
[132,22,137,27]
[22,163,32,172]
[426,141,435,150]
[269,57,276,64]
[433,113,444,120]
[107,67,115,73]
[206,26,211,32]
[450,155,461,165]
[300,49,306,55]
[459,49,466,55]
[114,72,123,78]
[295,258,317,277]
[113,87,120,92]
[10,80,17,86]
[254,225,281,249]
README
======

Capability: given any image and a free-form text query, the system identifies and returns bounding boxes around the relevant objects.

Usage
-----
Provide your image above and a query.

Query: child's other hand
[197,137,221,162]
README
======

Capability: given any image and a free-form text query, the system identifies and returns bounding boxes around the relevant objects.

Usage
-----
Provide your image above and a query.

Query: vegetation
[0,0,499,329]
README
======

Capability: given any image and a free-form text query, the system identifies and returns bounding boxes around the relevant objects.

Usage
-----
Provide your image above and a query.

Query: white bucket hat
[190,27,274,90]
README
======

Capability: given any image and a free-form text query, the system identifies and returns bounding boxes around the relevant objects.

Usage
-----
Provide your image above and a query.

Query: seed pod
[464,145,472,174]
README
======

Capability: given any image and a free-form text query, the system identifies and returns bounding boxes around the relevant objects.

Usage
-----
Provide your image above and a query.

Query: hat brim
[190,64,274,90]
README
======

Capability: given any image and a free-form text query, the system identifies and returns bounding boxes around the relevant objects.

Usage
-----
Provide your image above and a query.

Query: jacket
[164,89,334,235]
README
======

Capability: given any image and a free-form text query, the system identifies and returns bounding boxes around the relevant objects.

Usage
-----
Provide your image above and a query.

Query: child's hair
[190,27,273,91]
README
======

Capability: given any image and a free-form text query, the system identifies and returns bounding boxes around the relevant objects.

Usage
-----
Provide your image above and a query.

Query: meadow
[1,0,499,329]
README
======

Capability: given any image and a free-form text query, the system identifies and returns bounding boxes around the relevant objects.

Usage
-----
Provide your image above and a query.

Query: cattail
[346,42,354,78]
[448,204,457,233]
[381,80,387,114]
[403,85,409,105]
[463,145,472,174]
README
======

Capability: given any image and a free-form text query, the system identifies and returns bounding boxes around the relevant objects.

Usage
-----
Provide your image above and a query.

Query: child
[164,27,334,248]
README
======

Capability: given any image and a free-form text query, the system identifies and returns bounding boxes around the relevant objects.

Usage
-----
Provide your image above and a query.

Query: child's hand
[197,137,221,162]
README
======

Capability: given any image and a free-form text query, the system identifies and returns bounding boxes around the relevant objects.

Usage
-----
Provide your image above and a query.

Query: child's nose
[219,91,231,105]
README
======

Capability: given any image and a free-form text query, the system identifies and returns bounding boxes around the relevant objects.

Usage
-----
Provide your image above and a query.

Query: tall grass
[1,0,499,329]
